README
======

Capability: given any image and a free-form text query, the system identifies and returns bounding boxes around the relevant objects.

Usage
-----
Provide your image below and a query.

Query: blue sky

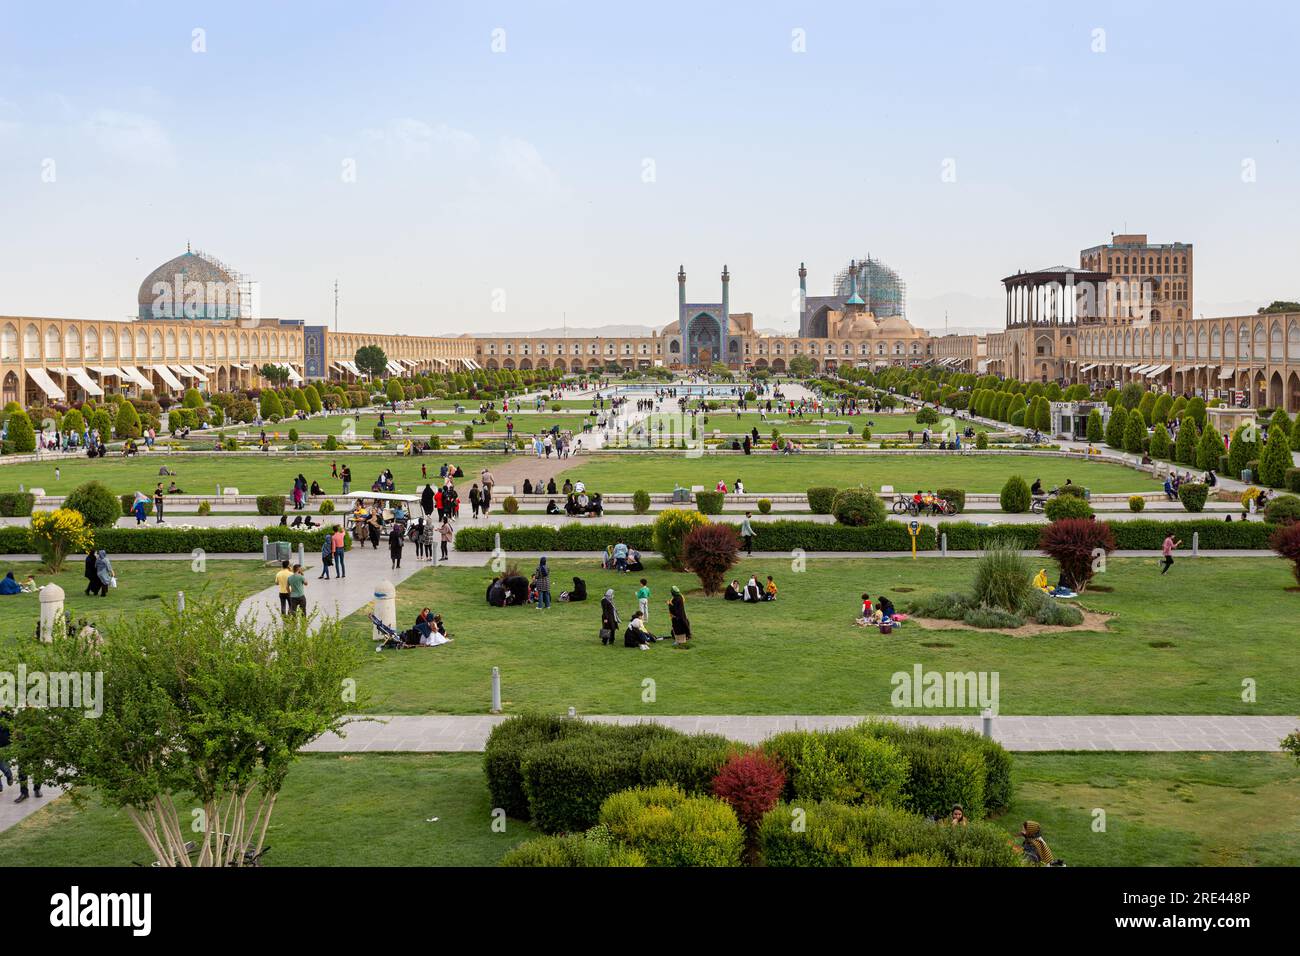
[1,0,1297,334]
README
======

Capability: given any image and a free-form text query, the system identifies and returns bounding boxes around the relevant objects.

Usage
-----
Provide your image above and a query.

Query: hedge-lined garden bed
[0,525,346,555]
[492,715,1020,868]
[456,518,1276,553]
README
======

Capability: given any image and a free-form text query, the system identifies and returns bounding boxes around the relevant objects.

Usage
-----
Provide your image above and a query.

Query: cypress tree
[1105,405,1128,448]
[1174,417,1199,466]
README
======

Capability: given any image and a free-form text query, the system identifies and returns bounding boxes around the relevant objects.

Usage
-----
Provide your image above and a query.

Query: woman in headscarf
[388,524,404,569]
[421,483,435,517]
[84,548,101,596]
[533,556,551,609]
[600,588,619,645]
[468,483,481,518]
[94,549,114,597]
[668,585,691,647]
[724,579,742,601]
[1018,821,1055,865]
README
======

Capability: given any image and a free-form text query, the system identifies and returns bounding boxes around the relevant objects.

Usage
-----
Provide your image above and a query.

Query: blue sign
[304,326,327,380]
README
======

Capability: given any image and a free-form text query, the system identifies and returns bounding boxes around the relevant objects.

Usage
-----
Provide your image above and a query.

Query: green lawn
[0,453,513,498]
[658,412,993,437]
[340,556,1300,716]
[1003,753,1300,866]
[224,411,597,438]
[557,452,1153,494]
[0,753,537,866]
[0,559,275,649]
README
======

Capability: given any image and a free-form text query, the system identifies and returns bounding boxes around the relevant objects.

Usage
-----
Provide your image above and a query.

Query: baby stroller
[370,614,420,651]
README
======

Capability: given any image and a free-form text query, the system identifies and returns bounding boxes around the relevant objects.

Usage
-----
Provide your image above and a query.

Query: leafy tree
[61,408,86,433]
[652,509,709,572]
[1033,395,1051,432]
[6,409,36,452]
[1227,424,1260,477]
[1259,424,1294,487]
[1184,396,1207,430]
[1137,391,1156,423]
[1151,393,1173,426]
[260,390,285,421]
[1174,418,1199,466]
[182,387,204,408]
[114,401,142,439]
[1149,423,1171,459]
[289,387,309,412]
[259,363,290,386]
[1124,409,1147,454]
[1085,408,1104,443]
[1257,301,1300,314]
[999,476,1031,513]
[682,523,741,595]
[303,384,323,414]
[90,409,113,442]
[1118,382,1144,410]
[4,596,360,866]
[1105,405,1128,449]
[1196,421,1223,471]
[386,378,406,402]
[64,480,121,528]
[355,344,389,379]
[787,354,814,378]
[29,508,95,572]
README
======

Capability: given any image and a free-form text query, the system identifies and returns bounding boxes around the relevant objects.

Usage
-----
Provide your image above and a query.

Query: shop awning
[335,360,362,375]
[90,366,124,379]
[384,360,404,375]
[1144,364,1171,377]
[271,362,302,383]
[119,365,154,389]
[26,367,66,401]
[65,367,104,396]
[1219,368,1236,380]
[1078,363,1096,373]
[194,363,216,374]
[178,364,206,380]
[149,364,184,389]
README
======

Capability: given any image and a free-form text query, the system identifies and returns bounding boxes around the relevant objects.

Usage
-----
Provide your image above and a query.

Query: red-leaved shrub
[1038,518,1116,593]
[1270,521,1300,586]
[710,750,785,835]
[682,522,741,596]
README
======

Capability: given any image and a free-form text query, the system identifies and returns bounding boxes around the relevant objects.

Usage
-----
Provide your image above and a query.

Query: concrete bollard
[177,590,185,613]
[39,583,65,642]
[372,579,397,642]
[262,535,269,561]
[1192,531,1199,557]
[490,666,501,713]
[494,531,501,552]
[981,709,994,739]
[297,542,305,568]
[940,532,948,557]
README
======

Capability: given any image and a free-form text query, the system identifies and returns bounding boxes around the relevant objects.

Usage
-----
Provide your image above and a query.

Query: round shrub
[501,834,646,868]
[757,498,772,515]
[484,714,589,819]
[631,489,651,515]
[652,508,709,572]
[1178,482,1209,513]
[763,729,908,807]
[831,488,886,527]
[502,495,519,515]
[806,486,838,514]
[598,785,744,867]
[975,431,988,450]
[323,434,339,451]
[196,501,211,516]
[1044,494,1093,522]
[319,499,336,515]
[256,495,286,516]
[639,734,736,794]
[961,606,1024,629]
[999,475,1031,513]
[288,428,299,443]
[1264,494,1300,525]
[710,750,785,836]
[63,480,122,529]
[694,490,725,515]
[1271,521,1300,587]
[1128,495,1146,512]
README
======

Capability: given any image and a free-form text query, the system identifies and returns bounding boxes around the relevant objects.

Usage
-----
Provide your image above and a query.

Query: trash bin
[1241,469,1253,484]
[268,540,290,563]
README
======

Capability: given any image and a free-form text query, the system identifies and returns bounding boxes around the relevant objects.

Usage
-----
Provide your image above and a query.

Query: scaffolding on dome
[191,248,259,320]
[833,255,907,318]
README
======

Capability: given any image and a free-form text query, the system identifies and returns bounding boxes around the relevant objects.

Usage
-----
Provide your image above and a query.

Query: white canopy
[1078,363,1096,373]
[1219,368,1236,380]
[179,364,207,380]
[149,365,184,389]
[335,360,362,375]
[65,367,104,396]
[90,366,124,379]
[1144,364,1171,377]
[119,365,154,389]
[195,363,216,374]
[385,360,405,375]
[26,367,66,401]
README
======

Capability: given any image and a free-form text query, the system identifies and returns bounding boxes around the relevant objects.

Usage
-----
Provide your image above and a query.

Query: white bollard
[494,531,502,552]
[981,709,994,739]
[490,666,501,713]
[1192,531,1199,557]
[297,542,305,568]
[371,579,397,642]
[39,583,65,642]
[940,532,948,557]
[177,590,185,613]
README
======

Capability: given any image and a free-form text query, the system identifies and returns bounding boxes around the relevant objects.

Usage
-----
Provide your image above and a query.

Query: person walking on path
[739,512,756,556]
[318,534,332,580]
[332,525,346,578]
[1160,534,1182,575]
[481,483,492,516]
[94,549,114,596]
[439,516,454,561]
[423,517,437,561]
[341,465,352,495]
[83,548,102,596]
[534,556,551,610]
[668,585,691,649]
[469,483,481,518]
[389,525,404,570]
[275,560,293,615]
[421,483,435,517]
[287,564,307,615]
[0,708,14,794]
[153,483,165,524]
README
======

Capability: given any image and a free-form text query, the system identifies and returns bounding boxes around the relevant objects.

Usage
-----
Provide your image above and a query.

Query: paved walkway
[304,714,1300,753]
[0,784,64,834]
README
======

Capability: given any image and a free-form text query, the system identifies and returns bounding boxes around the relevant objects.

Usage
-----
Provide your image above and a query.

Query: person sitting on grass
[1032,568,1050,592]
[1016,821,1057,866]
[724,579,743,601]
[743,575,762,602]
[166,481,184,494]
[613,541,629,572]
[877,595,897,621]
[546,498,561,515]
[623,611,657,650]
[626,548,644,572]
[764,576,778,601]
[0,572,21,596]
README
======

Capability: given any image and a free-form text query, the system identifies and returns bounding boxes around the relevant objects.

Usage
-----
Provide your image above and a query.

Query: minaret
[846,259,865,308]
[677,264,686,311]
[721,264,730,322]
[798,261,807,324]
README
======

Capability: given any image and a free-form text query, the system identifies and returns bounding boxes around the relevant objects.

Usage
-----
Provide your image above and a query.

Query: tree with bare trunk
[3,596,362,866]
[682,522,741,596]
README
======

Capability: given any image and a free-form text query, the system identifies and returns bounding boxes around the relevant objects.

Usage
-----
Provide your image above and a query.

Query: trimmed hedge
[501,833,646,867]
[257,494,286,515]
[757,801,1021,867]
[0,525,344,555]
[694,490,725,515]
[0,492,35,517]
[935,487,965,513]
[806,487,838,514]
[860,721,1013,818]
[639,733,737,795]
[484,713,589,819]
[598,785,744,867]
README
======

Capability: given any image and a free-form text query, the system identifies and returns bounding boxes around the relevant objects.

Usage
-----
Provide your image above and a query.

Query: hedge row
[457,518,1277,553]
[0,525,345,555]
[0,492,35,517]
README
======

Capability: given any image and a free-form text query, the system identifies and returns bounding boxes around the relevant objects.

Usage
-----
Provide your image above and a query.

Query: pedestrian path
[304,714,1299,753]
[0,784,64,834]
